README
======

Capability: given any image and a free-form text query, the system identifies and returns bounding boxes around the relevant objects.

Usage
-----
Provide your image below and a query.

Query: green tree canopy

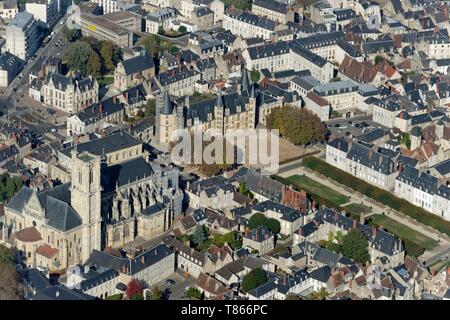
[0,245,22,299]
[186,287,202,299]
[266,106,326,146]
[64,41,92,76]
[138,35,171,58]
[63,26,81,42]
[86,51,102,78]
[145,99,156,118]
[0,174,23,202]
[242,268,268,292]
[248,213,280,234]
[250,68,260,83]
[191,225,207,245]
[99,41,122,73]
[340,229,370,264]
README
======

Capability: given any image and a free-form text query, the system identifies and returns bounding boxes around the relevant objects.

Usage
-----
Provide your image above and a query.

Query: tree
[248,213,267,230]
[223,0,252,10]
[266,106,326,146]
[265,218,281,234]
[238,182,253,198]
[0,174,23,202]
[100,41,122,73]
[340,229,370,264]
[242,268,268,292]
[138,35,171,58]
[126,279,143,299]
[86,51,102,77]
[144,99,156,118]
[186,287,202,299]
[0,245,22,300]
[64,41,93,76]
[400,133,411,149]
[192,225,207,245]
[178,26,187,34]
[148,286,162,300]
[250,68,260,83]
[63,26,81,42]
[311,288,329,300]
[248,213,280,234]
[374,55,384,64]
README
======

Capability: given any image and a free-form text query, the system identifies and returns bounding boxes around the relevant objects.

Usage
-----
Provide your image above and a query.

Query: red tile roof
[14,227,42,243]
[36,244,58,259]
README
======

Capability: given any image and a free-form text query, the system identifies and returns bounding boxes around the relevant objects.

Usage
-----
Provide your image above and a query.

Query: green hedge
[302,157,450,237]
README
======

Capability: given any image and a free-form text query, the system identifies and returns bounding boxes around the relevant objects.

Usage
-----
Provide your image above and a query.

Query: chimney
[141,255,145,264]
[372,227,377,239]
[99,104,104,113]
[113,95,117,104]
[125,91,129,102]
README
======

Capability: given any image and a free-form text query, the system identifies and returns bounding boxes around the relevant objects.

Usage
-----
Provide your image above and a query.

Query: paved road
[1,12,68,113]
[422,245,450,267]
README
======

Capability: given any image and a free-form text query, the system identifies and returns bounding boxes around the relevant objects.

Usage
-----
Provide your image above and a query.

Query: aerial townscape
[0,0,450,303]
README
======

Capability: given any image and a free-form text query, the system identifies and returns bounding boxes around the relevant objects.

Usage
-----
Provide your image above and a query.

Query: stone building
[1,148,183,271]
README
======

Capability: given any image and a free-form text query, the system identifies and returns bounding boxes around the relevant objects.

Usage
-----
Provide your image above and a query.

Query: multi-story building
[191,6,214,31]
[251,0,293,24]
[243,226,275,255]
[417,37,450,60]
[41,72,99,114]
[326,139,398,191]
[223,10,277,40]
[66,96,125,136]
[25,0,60,28]
[290,45,334,83]
[94,0,134,14]
[312,81,360,113]
[0,51,24,87]
[5,11,41,60]
[154,66,201,97]
[155,70,257,145]
[114,51,155,92]
[186,176,235,211]
[395,165,450,221]
[79,13,133,47]
[0,0,19,22]
[145,8,178,34]
[102,11,141,32]
[2,148,183,270]
[242,41,290,73]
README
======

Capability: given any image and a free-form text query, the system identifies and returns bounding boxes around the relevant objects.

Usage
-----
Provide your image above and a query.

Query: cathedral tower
[71,150,102,262]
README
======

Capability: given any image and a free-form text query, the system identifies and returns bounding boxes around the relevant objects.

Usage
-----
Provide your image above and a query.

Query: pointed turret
[216,90,224,108]
[241,68,250,93]
[250,83,256,99]
[161,90,174,114]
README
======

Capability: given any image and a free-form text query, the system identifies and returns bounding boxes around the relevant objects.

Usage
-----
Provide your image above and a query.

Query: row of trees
[64,38,122,78]
[248,213,281,234]
[266,106,326,146]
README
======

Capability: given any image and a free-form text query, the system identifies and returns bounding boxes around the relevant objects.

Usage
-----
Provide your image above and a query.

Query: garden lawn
[283,175,349,206]
[343,203,371,217]
[370,214,438,258]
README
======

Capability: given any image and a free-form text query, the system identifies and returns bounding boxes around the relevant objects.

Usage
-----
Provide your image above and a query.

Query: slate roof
[75,96,124,124]
[7,184,83,232]
[33,285,96,300]
[253,200,302,222]
[231,167,283,202]
[310,266,332,283]
[347,142,396,175]
[101,157,154,193]
[87,244,173,276]
[226,10,276,31]
[78,268,119,292]
[245,225,274,242]
[60,132,142,158]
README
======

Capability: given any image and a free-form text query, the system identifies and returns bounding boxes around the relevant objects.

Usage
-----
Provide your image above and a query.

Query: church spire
[241,68,250,93]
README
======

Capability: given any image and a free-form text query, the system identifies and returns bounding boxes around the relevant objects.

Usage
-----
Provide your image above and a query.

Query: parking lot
[326,119,387,140]
[154,270,196,300]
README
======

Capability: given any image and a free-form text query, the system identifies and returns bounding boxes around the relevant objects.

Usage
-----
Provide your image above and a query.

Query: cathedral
[1,149,183,271]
